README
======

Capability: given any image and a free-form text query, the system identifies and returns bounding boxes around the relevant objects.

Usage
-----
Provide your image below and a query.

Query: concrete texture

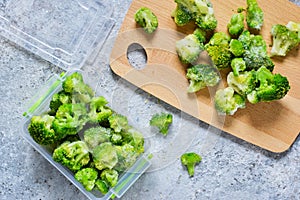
[0,1,300,200]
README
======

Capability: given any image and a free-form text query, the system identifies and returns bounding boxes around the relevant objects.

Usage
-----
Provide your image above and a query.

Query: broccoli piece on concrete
[181,152,202,177]
[150,112,173,136]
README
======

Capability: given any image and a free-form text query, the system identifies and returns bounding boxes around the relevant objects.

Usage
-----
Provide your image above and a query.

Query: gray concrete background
[1,1,300,200]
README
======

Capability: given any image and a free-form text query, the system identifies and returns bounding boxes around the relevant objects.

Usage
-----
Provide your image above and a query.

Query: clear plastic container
[0,0,152,199]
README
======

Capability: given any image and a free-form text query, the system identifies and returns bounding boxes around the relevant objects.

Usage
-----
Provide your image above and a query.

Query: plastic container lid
[0,0,115,70]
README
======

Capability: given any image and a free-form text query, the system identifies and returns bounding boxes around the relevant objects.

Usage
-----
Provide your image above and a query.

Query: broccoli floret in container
[227,13,245,36]
[181,152,202,177]
[246,0,264,31]
[134,7,158,34]
[227,70,257,97]
[270,24,300,57]
[52,103,88,137]
[49,91,71,115]
[174,0,217,30]
[247,66,290,104]
[95,179,109,195]
[176,34,204,64]
[108,114,129,133]
[53,141,90,172]
[238,30,274,71]
[74,168,98,191]
[83,126,111,149]
[100,169,119,187]
[205,32,232,69]
[88,96,113,124]
[92,142,118,170]
[214,87,246,115]
[229,39,245,57]
[122,128,145,154]
[230,58,246,76]
[172,5,192,26]
[150,112,173,136]
[28,114,59,145]
[186,64,220,93]
[114,144,139,172]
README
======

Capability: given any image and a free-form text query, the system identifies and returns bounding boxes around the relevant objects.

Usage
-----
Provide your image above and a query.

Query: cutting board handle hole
[127,43,147,70]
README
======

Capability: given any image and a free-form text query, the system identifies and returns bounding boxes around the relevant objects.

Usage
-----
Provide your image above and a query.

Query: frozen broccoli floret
[227,71,257,97]
[111,133,123,145]
[100,169,119,187]
[114,144,139,172]
[108,114,129,133]
[121,128,145,154]
[134,7,158,34]
[28,114,60,145]
[174,0,217,30]
[286,21,300,38]
[186,64,220,93]
[193,28,207,43]
[53,141,90,171]
[83,126,111,149]
[52,103,88,137]
[247,66,290,104]
[229,39,245,57]
[246,0,264,31]
[49,91,71,115]
[205,32,233,69]
[181,152,202,177]
[150,112,173,136]
[238,31,274,71]
[74,168,98,191]
[176,34,204,64]
[95,179,109,195]
[172,5,192,26]
[88,96,113,124]
[230,58,246,76]
[214,87,246,115]
[92,142,118,170]
[270,24,300,57]
[227,13,245,36]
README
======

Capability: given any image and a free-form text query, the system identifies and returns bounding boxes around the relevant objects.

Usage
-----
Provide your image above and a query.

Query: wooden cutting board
[110,0,300,153]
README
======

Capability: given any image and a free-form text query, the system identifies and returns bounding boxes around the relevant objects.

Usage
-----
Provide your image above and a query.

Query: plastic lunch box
[0,0,151,199]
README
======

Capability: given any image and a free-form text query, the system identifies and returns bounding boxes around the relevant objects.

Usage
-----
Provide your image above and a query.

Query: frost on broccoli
[172,5,192,26]
[227,13,245,36]
[53,141,90,172]
[108,114,129,133]
[83,126,111,150]
[174,0,217,30]
[181,152,202,177]
[230,58,246,76]
[247,66,290,104]
[75,168,98,191]
[270,24,300,57]
[100,169,119,187]
[214,87,246,115]
[92,142,118,170]
[134,7,158,34]
[238,30,274,71]
[186,64,220,93]
[150,112,173,136]
[88,96,113,124]
[205,32,233,69]
[227,70,257,97]
[95,179,109,195]
[246,0,264,31]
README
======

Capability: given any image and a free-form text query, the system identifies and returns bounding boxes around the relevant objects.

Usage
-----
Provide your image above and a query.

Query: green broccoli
[180,152,202,177]
[227,71,257,97]
[53,141,90,171]
[83,126,112,150]
[230,58,246,76]
[108,114,129,133]
[205,32,233,69]
[193,28,207,43]
[88,96,113,124]
[247,66,290,104]
[227,13,245,36]
[286,21,300,37]
[92,142,118,170]
[176,34,204,64]
[149,112,173,135]
[62,72,94,104]
[238,30,274,71]
[270,24,300,57]
[114,144,139,172]
[134,7,158,34]
[172,5,192,26]
[95,179,109,195]
[174,0,217,30]
[186,64,220,93]
[214,87,246,115]
[74,168,98,191]
[229,39,245,57]
[28,114,60,145]
[52,103,87,137]
[122,128,145,154]
[100,169,119,187]
[49,91,71,115]
[246,0,264,31]
[111,133,123,145]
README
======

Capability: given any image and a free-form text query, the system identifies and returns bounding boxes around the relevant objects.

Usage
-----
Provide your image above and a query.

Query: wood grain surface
[110,0,300,152]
